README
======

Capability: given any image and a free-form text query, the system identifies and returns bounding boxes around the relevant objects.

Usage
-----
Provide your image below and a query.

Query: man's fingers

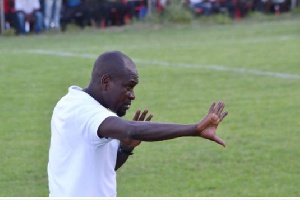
[216,101,225,116]
[132,110,141,121]
[133,109,153,121]
[145,114,153,121]
[213,136,226,147]
[139,110,149,121]
[220,111,228,122]
[209,102,216,114]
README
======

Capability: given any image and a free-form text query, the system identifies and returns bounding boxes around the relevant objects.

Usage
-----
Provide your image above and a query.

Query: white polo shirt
[48,86,119,197]
[15,0,41,14]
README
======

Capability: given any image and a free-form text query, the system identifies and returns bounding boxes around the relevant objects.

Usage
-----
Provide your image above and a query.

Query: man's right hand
[196,102,228,147]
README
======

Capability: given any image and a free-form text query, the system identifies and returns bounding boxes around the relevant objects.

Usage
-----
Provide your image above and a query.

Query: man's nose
[129,90,135,100]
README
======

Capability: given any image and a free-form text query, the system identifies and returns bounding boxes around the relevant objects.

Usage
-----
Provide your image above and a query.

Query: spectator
[4,0,15,30]
[210,0,223,14]
[228,0,248,19]
[60,0,90,32]
[96,0,128,27]
[189,0,213,16]
[43,0,62,30]
[14,0,43,35]
[110,0,128,26]
[98,0,113,27]
[272,0,288,13]
[126,0,148,21]
[157,0,170,13]
[259,0,273,13]
[85,0,101,27]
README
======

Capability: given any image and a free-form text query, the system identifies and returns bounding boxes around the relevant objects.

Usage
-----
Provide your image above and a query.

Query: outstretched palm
[197,102,228,147]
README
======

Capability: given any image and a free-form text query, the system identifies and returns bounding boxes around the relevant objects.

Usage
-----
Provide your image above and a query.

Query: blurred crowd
[185,0,296,18]
[3,0,298,35]
[4,0,149,35]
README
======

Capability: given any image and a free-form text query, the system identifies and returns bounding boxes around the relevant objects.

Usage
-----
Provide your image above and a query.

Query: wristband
[118,146,134,156]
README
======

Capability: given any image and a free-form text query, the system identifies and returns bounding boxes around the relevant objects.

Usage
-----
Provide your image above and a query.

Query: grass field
[0,16,299,197]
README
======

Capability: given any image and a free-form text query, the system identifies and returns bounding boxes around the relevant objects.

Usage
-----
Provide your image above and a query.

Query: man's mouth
[124,103,131,110]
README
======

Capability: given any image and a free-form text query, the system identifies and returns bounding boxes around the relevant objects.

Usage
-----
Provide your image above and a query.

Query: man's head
[85,51,139,117]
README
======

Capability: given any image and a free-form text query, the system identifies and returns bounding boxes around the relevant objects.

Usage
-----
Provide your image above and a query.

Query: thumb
[212,136,226,147]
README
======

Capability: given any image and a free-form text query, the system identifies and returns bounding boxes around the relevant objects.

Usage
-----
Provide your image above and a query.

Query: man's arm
[99,101,228,146]
[114,142,135,171]
[115,110,153,170]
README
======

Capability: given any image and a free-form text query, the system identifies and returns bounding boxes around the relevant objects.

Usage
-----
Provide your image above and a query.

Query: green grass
[0,17,300,197]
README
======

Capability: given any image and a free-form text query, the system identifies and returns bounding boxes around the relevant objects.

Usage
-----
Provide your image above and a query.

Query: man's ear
[101,74,111,91]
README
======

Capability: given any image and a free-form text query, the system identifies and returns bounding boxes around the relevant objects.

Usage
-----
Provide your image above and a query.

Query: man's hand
[121,109,153,149]
[196,102,228,147]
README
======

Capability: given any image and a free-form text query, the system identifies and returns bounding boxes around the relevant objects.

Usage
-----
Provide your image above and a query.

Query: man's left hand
[120,109,153,149]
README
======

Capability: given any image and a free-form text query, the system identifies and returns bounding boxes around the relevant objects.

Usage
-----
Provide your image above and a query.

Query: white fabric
[189,0,203,7]
[190,0,203,4]
[48,86,119,197]
[159,0,168,7]
[15,0,41,14]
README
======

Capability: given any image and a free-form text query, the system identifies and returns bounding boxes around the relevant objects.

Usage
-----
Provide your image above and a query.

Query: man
[43,0,62,30]
[14,0,43,34]
[60,0,90,31]
[3,0,15,30]
[189,0,213,16]
[48,50,229,197]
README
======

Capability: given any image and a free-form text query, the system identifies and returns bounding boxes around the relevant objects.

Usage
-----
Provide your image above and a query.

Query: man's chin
[116,110,126,117]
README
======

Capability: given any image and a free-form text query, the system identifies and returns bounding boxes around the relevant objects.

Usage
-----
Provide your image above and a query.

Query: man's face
[107,68,138,117]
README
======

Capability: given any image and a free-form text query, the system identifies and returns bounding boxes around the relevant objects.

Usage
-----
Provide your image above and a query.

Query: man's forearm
[115,144,134,171]
[99,117,198,142]
[127,121,197,141]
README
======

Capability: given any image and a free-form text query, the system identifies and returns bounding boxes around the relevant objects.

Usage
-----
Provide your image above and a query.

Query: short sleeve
[76,102,117,146]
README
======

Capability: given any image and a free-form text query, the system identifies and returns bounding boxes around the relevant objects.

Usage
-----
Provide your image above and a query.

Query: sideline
[25,49,300,80]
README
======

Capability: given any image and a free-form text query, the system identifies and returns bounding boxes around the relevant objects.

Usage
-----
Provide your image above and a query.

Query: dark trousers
[60,3,90,31]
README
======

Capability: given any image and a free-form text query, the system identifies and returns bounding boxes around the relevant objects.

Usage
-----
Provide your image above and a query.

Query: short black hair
[91,51,136,81]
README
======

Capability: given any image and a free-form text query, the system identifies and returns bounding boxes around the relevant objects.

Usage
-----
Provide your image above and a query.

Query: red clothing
[4,0,15,13]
